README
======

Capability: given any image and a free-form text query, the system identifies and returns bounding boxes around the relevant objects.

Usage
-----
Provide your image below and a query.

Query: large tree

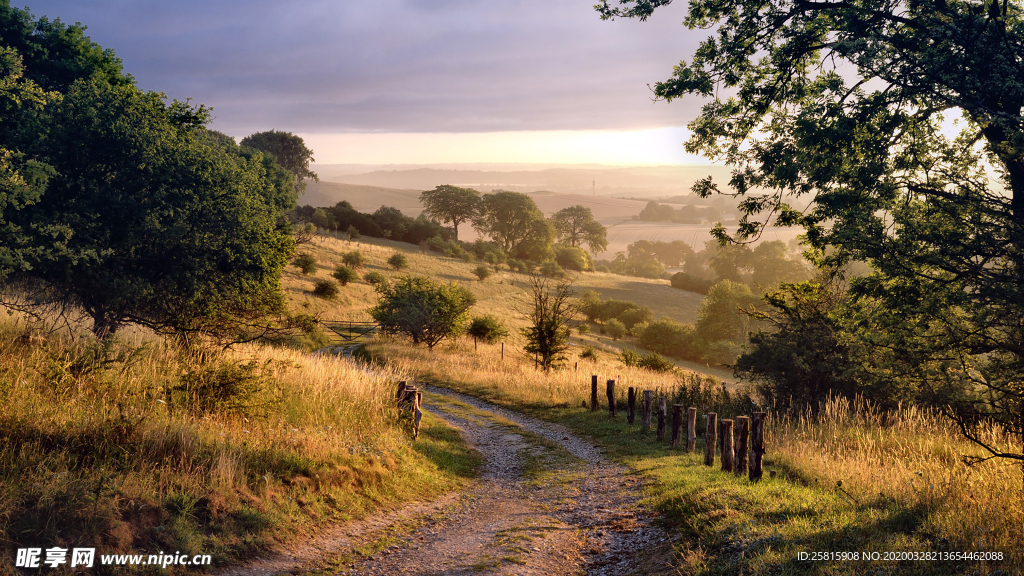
[551,205,608,254]
[420,184,481,240]
[240,130,318,194]
[474,190,554,261]
[599,0,1024,466]
[370,276,476,350]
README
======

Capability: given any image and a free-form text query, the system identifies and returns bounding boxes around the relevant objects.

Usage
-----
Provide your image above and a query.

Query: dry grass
[0,314,474,571]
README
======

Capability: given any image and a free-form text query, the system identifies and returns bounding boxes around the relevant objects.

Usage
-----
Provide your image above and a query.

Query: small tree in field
[388,252,409,270]
[294,253,317,275]
[370,276,476,350]
[522,275,577,371]
[332,265,358,286]
[341,250,365,268]
[473,265,492,281]
[605,318,627,341]
[467,315,509,345]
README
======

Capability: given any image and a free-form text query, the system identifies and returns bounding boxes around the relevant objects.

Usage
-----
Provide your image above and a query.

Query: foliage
[670,272,714,295]
[599,0,1024,465]
[294,253,317,275]
[521,275,577,371]
[619,349,676,373]
[607,251,666,279]
[538,260,566,279]
[639,319,700,360]
[627,239,695,268]
[369,276,476,350]
[341,250,365,269]
[578,345,598,361]
[346,224,360,239]
[239,130,317,194]
[576,322,591,335]
[332,265,358,286]
[604,318,626,340]
[363,271,387,287]
[553,244,593,272]
[420,184,481,240]
[387,252,408,270]
[472,265,492,281]
[466,315,509,344]
[695,280,756,343]
[474,190,553,261]
[550,205,608,253]
[311,279,339,300]
[168,357,282,418]
[578,290,603,322]
[617,306,653,331]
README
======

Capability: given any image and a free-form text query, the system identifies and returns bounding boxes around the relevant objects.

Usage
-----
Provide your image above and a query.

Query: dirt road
[220,386,675,576]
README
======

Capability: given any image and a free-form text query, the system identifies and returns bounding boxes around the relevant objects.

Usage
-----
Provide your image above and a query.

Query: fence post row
[641,390,653,431]
[686,407,697,453]
[657,395,667,441]
[750,411,766,482]
[607,379,616,418]
[627,387,636,425]
[704,412,718,467]
[734,416,749,477]
[670,404,683,448]
[720,419,734,473]
[591,375,598,412]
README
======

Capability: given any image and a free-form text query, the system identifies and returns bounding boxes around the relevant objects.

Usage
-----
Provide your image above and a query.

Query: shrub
[369,276,476,349]
[579,345,598,361]
[605,318,626,340]
[553,245,592,271]
[294,253,317,275]
[312,279,339,299]
[473,265,492,281]
[363,271,387,286]
[670,271,715,295]
[169,358,281,417]
[639,319,697,358]
[578,290,603,322]
[341,250,365,268]
[595,263,611,273]
[576,323,591,335]
[332,265,358,286]
[619,349,676,373]
[346,224,360,239]
[704,340,743,366]
[696,280,757,343]
[466,315,509,344]
[507,259,530,273]
[617,306,654,330]
[387,252,409,270]
[539,260,566,279]
[599,298,641,322]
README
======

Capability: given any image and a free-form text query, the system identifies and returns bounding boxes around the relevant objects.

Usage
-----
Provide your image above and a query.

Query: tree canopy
[474,190,554,261]
[551,205,608,254]
[370,276,476,350]
[599,0,1024,464]
[420,184,481,240]
[240,130,318,194]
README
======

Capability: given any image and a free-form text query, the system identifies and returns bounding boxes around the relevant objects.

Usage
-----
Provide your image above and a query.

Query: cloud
[22,0,705,135]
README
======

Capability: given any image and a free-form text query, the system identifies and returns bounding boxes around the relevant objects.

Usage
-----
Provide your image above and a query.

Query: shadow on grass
[410,414,484,480]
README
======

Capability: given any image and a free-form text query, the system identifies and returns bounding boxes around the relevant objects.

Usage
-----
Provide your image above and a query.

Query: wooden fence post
[657,396,667,441]
[704,412,718,466]
[395,381,407,408]
[720,419,734,472]
[607,379,616,417]
[641,390,653,431]
[671,404,683,448]
[686,407,697,453]
[627,387,636,425]
[750,412,766,482]
[734,416,749,477]
[591,375,598,411]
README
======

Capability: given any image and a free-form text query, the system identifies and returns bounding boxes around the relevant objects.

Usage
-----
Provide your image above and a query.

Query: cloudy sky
[22,0,711,165]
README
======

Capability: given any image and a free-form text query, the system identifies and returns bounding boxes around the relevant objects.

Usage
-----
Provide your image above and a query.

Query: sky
[21,0,712,165]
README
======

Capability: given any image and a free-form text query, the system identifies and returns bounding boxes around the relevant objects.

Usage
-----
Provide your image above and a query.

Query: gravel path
[217,386,675,576]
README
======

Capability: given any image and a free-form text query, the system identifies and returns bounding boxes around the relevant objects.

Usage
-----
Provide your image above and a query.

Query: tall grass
[0,314,468,571]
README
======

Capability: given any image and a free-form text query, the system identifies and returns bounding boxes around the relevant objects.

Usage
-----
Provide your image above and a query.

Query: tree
[15,80,295,339]
[551,205,608,253]
[467,315,508,344]
[695,280,756,343]
[420,184,481,241]
[369,276,476,350]
[475,191,554,261]
[388,252,409,270]
[522,275,577,371]
[332,265,358,286]
[472,265,492,281]
[240,130,317,194]
[604,318,626,341]
[599,0,1024,467]
[294,253,317,275]
[341,251,365,268]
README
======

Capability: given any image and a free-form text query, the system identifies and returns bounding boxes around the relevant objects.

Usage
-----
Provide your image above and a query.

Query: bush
[507,259,530,273]
[595,263,611,273]
[466,315,509,344]
[579,345,598,361]
[294,253,317,275]
[369,276,476,349]
[639,319,698,358]
[670,271,714,295]
[332,265,358,286]
[363,271,387,287]
[619,349,676,373]
[576,323,591,335]
[473,265,492,281]
[346,224,360,239]
[617,306,654,330]
[553,245,592,271]
[388,252,409,270]
[539,260,566,279]
[599,298,641,322]
[605,318,626,340]
[312,279,339,299]
[168,358,281,417]
[341,250,365,268]
[704,340,743,366]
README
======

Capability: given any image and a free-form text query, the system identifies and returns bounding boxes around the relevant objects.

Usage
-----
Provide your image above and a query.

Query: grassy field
[0,314,480,573]
[371,338,1023,575]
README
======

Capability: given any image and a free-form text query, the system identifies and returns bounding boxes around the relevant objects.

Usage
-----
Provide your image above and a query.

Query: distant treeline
[635,200,731,224]
[291,202,452,245]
